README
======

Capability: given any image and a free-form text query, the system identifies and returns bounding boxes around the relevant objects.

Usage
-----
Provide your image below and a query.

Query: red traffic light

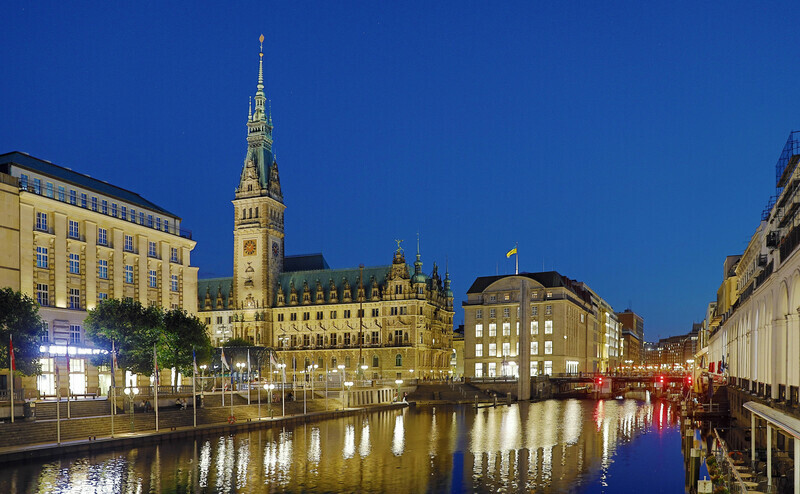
[597,377,603,385]
[659,375,664,384]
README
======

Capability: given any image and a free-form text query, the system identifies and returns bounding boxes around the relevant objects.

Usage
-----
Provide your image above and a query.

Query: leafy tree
[222,337,253,347]
[160,308,212,375]
[84,299,162,375]
[0,287,44,375]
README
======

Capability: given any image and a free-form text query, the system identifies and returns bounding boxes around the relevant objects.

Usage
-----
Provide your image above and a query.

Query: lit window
[489,343,496,357]
[488,362,496,377]
[531,341,538,355]
[36,246,48,268]
[475,344,483,357]
[69,324,81,344]
[502,342,510,357]
[544,361,553,376]
[545,320,553,334]
[475,323,483,337]
[502,322,510,336]
[489,323,496,337]
[475,363,483,378]
[545,341,553,355]
[69,253,80,274]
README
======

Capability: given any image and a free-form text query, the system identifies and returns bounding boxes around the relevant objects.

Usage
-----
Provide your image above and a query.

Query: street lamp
[360,364,368,383]
[123,387,139,432]
[276,363,286,416]
[343,381,353,409]
[409,368,415,381]
[337,364,346,388]
[395,379,403,402]
[265,383,275,418]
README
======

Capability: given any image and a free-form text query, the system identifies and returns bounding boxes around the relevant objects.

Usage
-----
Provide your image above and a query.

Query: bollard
[690,448,701,488]
[475,395,478,410]
[494,395,498,407]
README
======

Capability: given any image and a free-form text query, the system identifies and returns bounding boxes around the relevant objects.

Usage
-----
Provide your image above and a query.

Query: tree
[160,308,213,376]
[222,337,253,347]
[84,299,162,375]
[0,287,44,376]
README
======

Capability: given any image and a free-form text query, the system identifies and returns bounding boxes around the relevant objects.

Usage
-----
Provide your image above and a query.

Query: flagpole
[515,242,519,275]
[110,340,115,438]
[247,349,251,405]
[55,361,61,444]
[154,343,159,432]
[9,335,13,424]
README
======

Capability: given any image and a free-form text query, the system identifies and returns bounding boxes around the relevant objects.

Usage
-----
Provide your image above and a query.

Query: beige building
[463,271,620,378]
[0,152,198,397]
[197,41,455,383]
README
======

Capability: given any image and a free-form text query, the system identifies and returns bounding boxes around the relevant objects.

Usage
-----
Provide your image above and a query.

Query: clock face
[243,240,257,256]
[272,241,279,257]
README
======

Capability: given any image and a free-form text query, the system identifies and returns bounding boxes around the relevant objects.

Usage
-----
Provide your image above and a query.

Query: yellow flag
[506,247,517,258]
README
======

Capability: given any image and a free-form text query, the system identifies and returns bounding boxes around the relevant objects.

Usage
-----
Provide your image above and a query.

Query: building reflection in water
[5,398,680,493]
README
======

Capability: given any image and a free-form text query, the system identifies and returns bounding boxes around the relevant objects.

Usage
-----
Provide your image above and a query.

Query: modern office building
[617,309,644,365]
[196,39,455,382]
[462,271,619,378]
[0,152,198,397]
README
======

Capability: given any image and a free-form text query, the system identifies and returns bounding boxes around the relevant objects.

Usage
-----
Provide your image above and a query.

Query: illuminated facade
[463,271,619,378]
[0,152,198,397]
[197,39,455,381]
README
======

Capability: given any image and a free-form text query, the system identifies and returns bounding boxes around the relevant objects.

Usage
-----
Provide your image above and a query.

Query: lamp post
[395,379,403,403]
[360,364,368,385]
[309,364,318,400]
[266,383,275,418]
[236,362,245,390]
[123,387,139,432]
[337,364,346,388]
[343,381,353,409]
[277,363,286,416]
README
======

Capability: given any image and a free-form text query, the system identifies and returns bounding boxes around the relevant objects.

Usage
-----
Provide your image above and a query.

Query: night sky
[3,2,798,339]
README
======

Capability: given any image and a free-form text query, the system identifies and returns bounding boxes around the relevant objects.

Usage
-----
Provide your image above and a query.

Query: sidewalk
[0,397,407,465]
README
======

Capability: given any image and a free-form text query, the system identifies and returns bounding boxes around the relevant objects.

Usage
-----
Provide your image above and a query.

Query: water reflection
[1,399,682,493]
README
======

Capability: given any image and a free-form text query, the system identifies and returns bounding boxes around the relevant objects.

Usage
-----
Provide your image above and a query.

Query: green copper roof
[197,277,233,307]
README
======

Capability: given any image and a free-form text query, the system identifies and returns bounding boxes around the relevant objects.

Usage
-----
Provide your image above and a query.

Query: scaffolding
[775,130,800,189]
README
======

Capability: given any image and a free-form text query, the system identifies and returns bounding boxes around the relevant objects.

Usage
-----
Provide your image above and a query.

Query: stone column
[518,278,530,401]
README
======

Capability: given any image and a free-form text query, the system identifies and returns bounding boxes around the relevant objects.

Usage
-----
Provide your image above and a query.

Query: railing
[712,427,756,493]
[0,172,19,188]
[0,389,25,401]
[20,182,193,240]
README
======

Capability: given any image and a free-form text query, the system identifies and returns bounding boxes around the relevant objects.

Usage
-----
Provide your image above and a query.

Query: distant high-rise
[616,309,644,365]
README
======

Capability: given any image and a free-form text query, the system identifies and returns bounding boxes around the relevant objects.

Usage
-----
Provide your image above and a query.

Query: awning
[744,401,800,439]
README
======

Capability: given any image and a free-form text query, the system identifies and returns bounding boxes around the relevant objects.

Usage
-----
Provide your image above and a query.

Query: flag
[193,349,198,375]
[220,348,229,370]
[66,343,70,374]
[247,349,251,379]
[8,335,14,371]
[506,247,517,258]
[153,345,159,383]
[270,351,278,369]
[111,340,117,388]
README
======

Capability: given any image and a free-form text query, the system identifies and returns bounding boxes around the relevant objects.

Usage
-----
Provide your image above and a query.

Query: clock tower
[232,35,285,340]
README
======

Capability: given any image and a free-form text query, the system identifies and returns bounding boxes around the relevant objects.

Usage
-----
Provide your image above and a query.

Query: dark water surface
[0,398,685,493]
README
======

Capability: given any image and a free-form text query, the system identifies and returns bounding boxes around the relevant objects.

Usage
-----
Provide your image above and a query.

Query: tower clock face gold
[243,240,257,256]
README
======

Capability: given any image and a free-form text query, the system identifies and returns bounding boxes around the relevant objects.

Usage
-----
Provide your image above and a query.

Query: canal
[0,398,685,493]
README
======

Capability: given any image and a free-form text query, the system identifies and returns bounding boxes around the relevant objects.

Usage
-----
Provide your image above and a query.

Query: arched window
[255,207,259,217]
[242,209,246,219]
[395,354,402,367]
[372,355,379,368]
[249,208,252,218]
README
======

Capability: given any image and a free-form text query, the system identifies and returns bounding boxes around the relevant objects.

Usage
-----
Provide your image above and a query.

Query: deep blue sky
[2,2,796,339]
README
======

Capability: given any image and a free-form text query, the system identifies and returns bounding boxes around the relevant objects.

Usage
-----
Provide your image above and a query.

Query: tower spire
[258,34,264,93]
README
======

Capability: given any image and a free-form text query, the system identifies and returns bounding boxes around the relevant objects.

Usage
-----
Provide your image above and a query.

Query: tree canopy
[0,287,45,375]
[85,299,212,377]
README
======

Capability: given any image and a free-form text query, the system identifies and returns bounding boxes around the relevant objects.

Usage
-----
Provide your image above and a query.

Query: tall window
[124,235,133,252]
[531,361,539,377]
[69,253,80,274]
[91,197,98,211]
[502,342,511,357]
[69,325,81,344]
[121,205,127,220]
[502,322,511,336]
[156,218,161,230]
[170,247,178,263]
[503,308,510,317]
[171,274,178,292]
[68,219,79,239]
[476,309,482,319]
[395,354,402,367]
[475,363,483,378]
[164,220,169,232]
[33,178,41,194]
[98,292,108,301]
[488,343,497,357]
[488,362,496,377]
[545,320,553,334]
[148,241,157,257]
[98,228,107,246]
[148,270,157,288]
[147,215,153,227]
[101,200,108,214]
[69,288,80,309]
[544,361,553,376]
[98,259,108,279]
[544,341,553,355]
[129,208,136,222]
[489,323,497,337]
[35,212,47,231]
[45,182,54,198]
[475,323,483,337]
[475,343,483,357]
[532,321,539,335]
[57,186,65,202]
[489,308,496,318]
[532,305,538,316]
[20,174,28,190]
[139,212,145,224]
[36,284,49,306]
[531,341,539,355]
[124,264,133,283]
[36,246,48,268]
[545,305,552,315]
[80,193,87,208]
